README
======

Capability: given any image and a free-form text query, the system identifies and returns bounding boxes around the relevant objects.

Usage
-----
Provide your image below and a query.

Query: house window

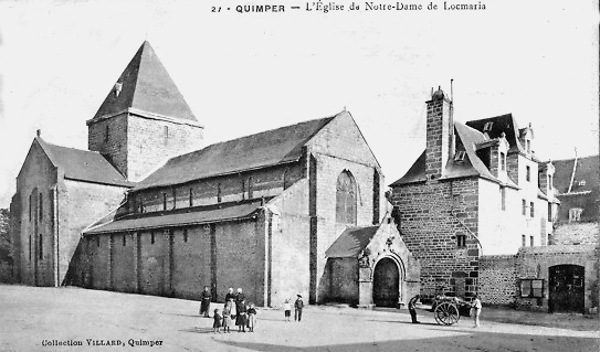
[247,177,253,199]
[483,121,493,132]
[123,235,126,246]
[163,126,169,146]
[241,179,246,200]
[39,234,43,259]
[530,202,535,218]
[335,171,357,225]
[529,236,534,246]
[520,279,544,298]
[151,232,155,245]
[521,235,526,247]
[39,192,43,220]
[500,152,506,171]
[548,175,553,189]
[183,229,188,243]
[526,166,531,182]
[454,150,466,161]
[29,194,32,222]
[456,234,466,248]
[29,235,32,260]
[522,199,527,216]
[217,183,222,203]
[569,208,583,222]
[547,204,552,221]
[500,187,506,211]
[96,236,100,247]
[163,193,167,211]
[189,188,193,207]
[526,139,531,153]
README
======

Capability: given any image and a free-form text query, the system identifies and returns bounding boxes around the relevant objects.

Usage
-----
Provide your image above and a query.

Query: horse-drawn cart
[416,296,472,325]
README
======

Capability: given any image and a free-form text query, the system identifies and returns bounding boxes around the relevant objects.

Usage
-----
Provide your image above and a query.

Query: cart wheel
[434,302,460,325]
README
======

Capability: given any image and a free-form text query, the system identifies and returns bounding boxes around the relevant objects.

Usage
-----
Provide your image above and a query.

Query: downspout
[450,212,484,256]
[52,185,59,287]
[567,147,578,193]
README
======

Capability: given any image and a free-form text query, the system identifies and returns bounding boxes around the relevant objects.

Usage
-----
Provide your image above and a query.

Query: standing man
[408,295,420,324]
[471,295,482,328]
[294,294,304,322]
[200,286,212,318]
[225,287,235,302]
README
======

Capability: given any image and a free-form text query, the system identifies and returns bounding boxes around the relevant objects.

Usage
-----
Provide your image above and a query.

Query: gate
[549,265,584,313]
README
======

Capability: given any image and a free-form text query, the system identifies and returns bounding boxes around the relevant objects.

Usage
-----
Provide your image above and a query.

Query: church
[9,41,420,308]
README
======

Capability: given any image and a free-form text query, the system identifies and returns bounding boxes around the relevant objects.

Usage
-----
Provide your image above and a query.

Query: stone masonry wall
[479,255,517,305]
[391,177,480,301]
[82,218,267,306]
[552,222,599,246]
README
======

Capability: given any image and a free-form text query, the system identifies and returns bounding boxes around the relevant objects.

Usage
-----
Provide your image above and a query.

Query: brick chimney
[425,87,453,180]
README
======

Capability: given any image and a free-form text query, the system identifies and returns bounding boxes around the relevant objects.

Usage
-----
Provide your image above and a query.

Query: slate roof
[133,115,335,191]
[91,41,197,123]
[552,155,599,194]
[36,138,133,187]
[325,226,379,258]
[85,199,265,235]
[465,114,525,154]
[390,121,505,187]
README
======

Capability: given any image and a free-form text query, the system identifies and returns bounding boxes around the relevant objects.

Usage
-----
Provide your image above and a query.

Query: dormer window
[483,122,493,132]
[454,150,466,161]
[578,180,586,187]
[113,82,123,97]
[526,139,531,153]
[526,165,531,182]
[569,208,583,222]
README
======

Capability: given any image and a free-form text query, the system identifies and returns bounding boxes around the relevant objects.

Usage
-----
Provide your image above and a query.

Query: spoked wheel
[434,301,460,325]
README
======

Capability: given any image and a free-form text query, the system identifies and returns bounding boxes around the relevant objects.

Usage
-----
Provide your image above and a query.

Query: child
[236,301,247,332]
[222,300,233,333]
[294,294,304,322]
[212,309,222,333]
[246,303,257,332]
[471,295,482,328]
[283,299,292,322]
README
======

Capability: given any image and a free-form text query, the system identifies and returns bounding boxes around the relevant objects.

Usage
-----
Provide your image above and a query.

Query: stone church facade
[10,41,419,308]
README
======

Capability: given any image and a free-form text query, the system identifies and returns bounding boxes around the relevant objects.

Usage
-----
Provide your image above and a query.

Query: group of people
[199,287,306,333]
[408,294,482,328]
[201,287,257,333]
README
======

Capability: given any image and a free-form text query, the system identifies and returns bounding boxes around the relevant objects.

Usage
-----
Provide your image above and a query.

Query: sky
[0,0,598,208]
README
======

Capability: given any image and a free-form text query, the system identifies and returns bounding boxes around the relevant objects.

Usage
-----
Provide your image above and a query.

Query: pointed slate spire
[92,41,197,122]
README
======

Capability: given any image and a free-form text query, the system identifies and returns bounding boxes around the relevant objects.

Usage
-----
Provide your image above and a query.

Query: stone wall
[479,255,517,305]
[391,177,480,300]
[82,217,267,306]
[88,113,204,182]
[552,222,598,246]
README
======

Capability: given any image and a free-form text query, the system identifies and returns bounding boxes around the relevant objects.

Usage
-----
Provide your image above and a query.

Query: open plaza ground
[0,285,598,352]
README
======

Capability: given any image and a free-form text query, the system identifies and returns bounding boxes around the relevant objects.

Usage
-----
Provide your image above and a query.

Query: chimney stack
[425,87,453,181]
[36,129,41,137]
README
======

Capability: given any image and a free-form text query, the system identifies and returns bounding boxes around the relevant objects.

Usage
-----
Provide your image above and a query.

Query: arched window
[336,171,357,225]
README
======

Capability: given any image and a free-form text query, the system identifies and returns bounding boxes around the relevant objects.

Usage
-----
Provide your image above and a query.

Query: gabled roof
[325,226,379,258]
[390,121,508,187]
[552,155,599,194]
[133,115,336,191]
[90,41,197,123]
[85,198,265,235]
[35,138,133,187]
[466,114,524,154]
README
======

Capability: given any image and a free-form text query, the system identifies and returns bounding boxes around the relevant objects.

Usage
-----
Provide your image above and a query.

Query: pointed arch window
[336,171,357,225]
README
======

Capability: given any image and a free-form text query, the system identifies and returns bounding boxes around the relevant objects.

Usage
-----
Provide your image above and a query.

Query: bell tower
[87,41,204,181]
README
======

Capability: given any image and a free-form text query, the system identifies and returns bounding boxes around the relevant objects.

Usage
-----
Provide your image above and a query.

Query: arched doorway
[549,265,584,313]
[373,257,399,307]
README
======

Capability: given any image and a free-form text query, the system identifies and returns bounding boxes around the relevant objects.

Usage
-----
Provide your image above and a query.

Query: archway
[373,257,400,307]
[549,264,584,313]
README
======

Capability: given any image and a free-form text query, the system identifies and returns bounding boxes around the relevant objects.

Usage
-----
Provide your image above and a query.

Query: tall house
[390,87,557,300]
[87,41,204,182]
